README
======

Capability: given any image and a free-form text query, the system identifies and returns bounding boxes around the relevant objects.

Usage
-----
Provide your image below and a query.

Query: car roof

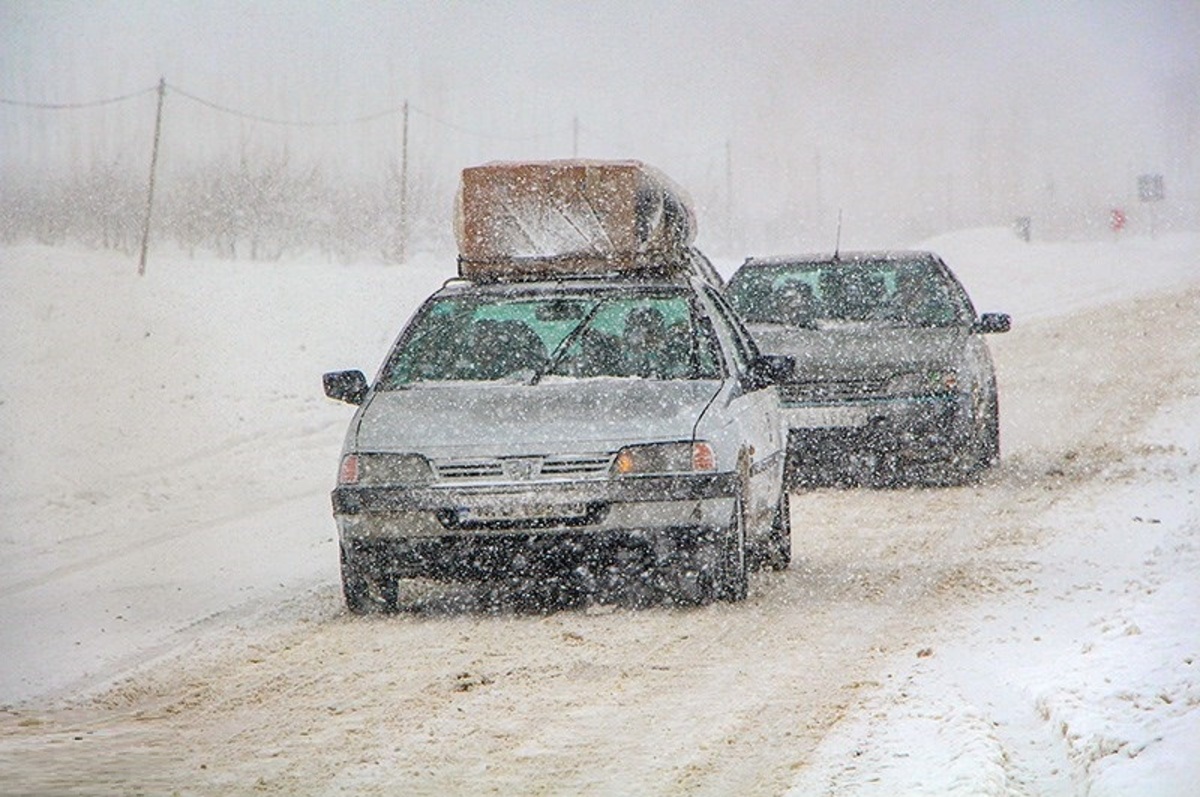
[739,250,940,269]
[432,272,701,300]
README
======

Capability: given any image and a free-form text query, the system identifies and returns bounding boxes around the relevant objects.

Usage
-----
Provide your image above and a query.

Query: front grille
[434,460,505,479]
[538,455,612,476]
[782,379,887,403]
[433,453,613,482]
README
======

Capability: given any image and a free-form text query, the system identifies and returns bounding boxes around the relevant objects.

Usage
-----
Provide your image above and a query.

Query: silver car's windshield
[727,260,973,328]
[378,291,722,387]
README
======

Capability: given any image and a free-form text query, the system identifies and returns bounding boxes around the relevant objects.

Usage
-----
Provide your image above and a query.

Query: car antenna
[833,209,843,261]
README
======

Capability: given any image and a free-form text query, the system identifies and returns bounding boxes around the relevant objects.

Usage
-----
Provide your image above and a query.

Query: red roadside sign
[1110,208,1126,232]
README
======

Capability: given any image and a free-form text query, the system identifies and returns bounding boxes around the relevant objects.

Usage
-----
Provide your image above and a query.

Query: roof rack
[457,251,694,283]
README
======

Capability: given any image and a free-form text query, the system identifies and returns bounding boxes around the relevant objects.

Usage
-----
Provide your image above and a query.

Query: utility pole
[397,100,409,263]
[725,139,734,254]
[138,77,166,276]
[813,148,823,231]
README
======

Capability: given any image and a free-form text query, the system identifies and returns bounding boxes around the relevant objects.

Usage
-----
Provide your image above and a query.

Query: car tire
[762,491,792,571]
[340,543,396,614]
[660,526,729,607]
[955,391,1001,483]
[979,391,1000,468]
[933,393,998,487]
[717,494,749,602]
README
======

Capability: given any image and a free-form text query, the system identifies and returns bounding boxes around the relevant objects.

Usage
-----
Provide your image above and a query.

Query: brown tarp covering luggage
[455,159,697,279]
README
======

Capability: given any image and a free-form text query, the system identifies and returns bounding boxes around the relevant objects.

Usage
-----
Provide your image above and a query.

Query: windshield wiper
[529,300,606,385]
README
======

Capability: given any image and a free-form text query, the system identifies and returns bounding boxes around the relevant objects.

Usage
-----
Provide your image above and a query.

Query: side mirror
[973,312,1011,334]
[746,354,795,391]
[323,370,369,405]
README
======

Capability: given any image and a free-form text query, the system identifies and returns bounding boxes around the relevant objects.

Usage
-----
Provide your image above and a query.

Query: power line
[166,83,407,127]
[0,85,159,109]
[2,80,578,144]
[165,81,574,141]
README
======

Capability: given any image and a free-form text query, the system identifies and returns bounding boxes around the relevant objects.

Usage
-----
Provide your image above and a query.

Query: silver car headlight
[611,441,716,475]
[339,453,434,486]
[886,369,960,396]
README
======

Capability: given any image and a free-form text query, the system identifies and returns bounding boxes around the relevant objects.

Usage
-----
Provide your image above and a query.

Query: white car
[323,160,792,612]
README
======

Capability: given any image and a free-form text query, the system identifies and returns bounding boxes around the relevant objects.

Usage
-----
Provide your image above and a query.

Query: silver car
[324,273,793,612]
[726,251,1010,486]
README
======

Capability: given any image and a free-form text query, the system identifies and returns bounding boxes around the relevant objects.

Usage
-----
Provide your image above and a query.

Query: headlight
[886,369,960,396]
[338,453,433,485]
[611,441,716,475]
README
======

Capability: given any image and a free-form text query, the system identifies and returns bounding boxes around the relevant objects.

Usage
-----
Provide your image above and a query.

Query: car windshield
[378,290,723,387]
[727,259,972,328]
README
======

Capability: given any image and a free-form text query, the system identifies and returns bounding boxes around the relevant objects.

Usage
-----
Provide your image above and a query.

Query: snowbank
[784,394,1200,795]
[0,244,451,702]
[921,227,1199,321]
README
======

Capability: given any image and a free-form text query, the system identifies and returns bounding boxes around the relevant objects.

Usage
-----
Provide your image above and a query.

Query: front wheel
[717,495,749,602]
[929,394,1000,487]
[762,491,792,571]
[978,392,1001,469]
[950,392,1001,484]
[669,497,749,605]
[340,544,397,614]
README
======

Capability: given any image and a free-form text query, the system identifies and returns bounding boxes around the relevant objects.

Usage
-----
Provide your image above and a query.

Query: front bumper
[332,472,740,579]
[782,393,974,474]
[333,470,734,568]
[343,526,731,582]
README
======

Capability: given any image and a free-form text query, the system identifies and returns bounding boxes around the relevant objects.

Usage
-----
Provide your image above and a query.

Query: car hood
[352,378,722,456]
[749,323,969,380]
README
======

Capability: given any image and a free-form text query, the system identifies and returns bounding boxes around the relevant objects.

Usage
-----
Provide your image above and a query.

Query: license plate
[785,405,871,428]
[459,502,588,522]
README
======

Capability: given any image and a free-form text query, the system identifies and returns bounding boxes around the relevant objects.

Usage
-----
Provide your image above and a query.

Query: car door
[694,283,784,536]
[937,259,999,422]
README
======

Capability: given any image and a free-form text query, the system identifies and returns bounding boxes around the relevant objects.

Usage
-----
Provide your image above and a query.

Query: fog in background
[2,0,1197,257]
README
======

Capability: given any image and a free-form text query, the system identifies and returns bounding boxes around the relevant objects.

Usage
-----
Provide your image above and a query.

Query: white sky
[2,0,1198,250]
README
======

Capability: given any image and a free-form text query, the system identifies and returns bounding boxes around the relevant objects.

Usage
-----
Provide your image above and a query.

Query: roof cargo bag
[455,159,697,279]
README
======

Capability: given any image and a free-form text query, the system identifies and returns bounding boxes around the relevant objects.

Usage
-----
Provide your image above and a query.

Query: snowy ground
[0,229,1197,795]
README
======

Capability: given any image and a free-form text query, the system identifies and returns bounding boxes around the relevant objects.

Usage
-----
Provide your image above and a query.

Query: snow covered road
[1,233,1197,794]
